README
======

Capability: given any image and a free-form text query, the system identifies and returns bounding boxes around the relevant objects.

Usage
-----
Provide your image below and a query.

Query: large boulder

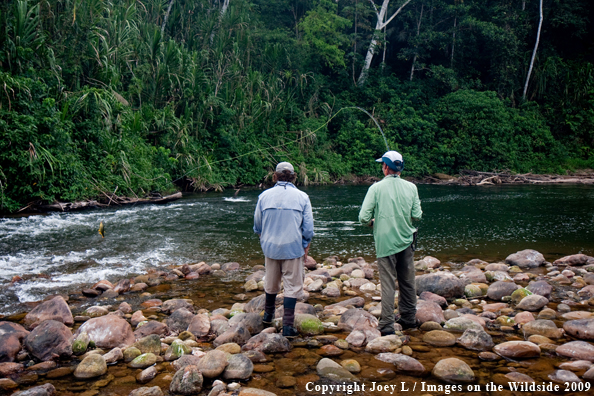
[228,313,263,335]
[415,272,464,299]
[24,320,72,361]
[553,254,594,266]
[23,296,73,329]
[75,315,135,349]
[244,294,266,313]
[563,319,594,340]
[505,249,545,269]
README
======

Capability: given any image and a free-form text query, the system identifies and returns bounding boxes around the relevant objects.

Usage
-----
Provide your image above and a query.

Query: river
[1,184,593,315]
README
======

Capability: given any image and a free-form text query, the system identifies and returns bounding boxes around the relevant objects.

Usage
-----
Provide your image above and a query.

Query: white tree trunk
[357,0,412,86]
[410,4,423,81]
[161,0,176,36]
[209,0,230,44]
[523,0,543,100]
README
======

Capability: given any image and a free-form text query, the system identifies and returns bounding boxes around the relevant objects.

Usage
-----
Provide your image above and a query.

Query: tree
[523,0,543,100]
[357,0,413,85]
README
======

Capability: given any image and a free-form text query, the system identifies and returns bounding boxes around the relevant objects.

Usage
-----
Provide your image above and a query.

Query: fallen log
[32,192,183,213]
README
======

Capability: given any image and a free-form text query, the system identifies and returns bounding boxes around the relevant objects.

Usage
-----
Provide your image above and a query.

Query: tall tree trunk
[209,0,230,44]
[161,0,176,36]
[410,4,424,81]
[353,0,358,84]
[358,0,412,86]
[523,0,543,100]
[451,16,456,68]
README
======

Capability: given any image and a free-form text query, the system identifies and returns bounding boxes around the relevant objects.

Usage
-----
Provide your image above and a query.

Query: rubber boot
[282,297,299,338]
[263,293,276,328]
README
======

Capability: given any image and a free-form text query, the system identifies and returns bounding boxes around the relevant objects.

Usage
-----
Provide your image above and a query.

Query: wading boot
[263,293,276,328]
[282,297,298,339]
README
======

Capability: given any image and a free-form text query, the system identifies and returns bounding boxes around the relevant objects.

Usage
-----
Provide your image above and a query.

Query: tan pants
[264,256,304,299]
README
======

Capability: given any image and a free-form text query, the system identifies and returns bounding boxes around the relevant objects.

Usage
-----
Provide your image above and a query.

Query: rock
[517,295,549,311]
[375,353,425,376]
[223,353,253,380]
[162,299,195,315]
[326,297,365,309]
[244,294,266,313]
[172,355,202,372]
[443,317,482,332]
[213,324,251,347]
[131,311,148,327]
[11,384,55,396]
[460,266,487,283]
[23,296,73,329]
[72,331,90,355]
[130,387,163,396]
[130,353,157,369]
[415,272,464,299]
[242,333,292,354]
[432,358,474,383]
[423,330,457,347]
[549,370,582,383]
[228,313,263,335]
[134,321,168,340]
[24,320,72,361]
[485,263,509,272]
[0,322,28,363]
[0,378,18,391]
[133,334,161,355]
[559,360,593,371]
[103,347,123,364]
[74,354,107,378]
[0,362,24,376]
[305,279,323,292]
[419,291,447,308]
[316,358,358,382]
[294,314,324,336]
[505,249,545,268]
[464,284,485,298]
[538,308,557,320]
[113,279,131,294]
[553,254,594,266]
[124,347,141,362]
[486,281,518,301]
[365,335,403,353]
[510,288,533,304]
[513,311,535,325]
[338,309,378,332]
[197,350,228,378]
[85,306,109,317]
[75,315,135,349]
[136,366,157,384]
[164,340,192,361]
[556,341,594,362]
[584,366,594,381]
[340,359,361,373]
[493,341,540,359]
[563,319,594,340]
[415,300,444,324]
[322,287,341,297]
[238,388,277,396]
[165,308,195,333]
[319,345,344,357]
[456,328,494,351]
[170,365,203,395]
[522,320,562,339]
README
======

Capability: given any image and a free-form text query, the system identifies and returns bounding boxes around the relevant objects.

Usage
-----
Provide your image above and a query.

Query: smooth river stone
[493,341,540,359]
[516,295,549,311]
[415,272,465,299]
[432,358,474,383]
[556,341,594,362]
[505,249,545,269]
[415,300,445,324]
[23,296,73,330]
[375,353,425,376]
[456,328,494,351]
[486,281,518,301]
[521,319,562,339]
[422,331,456,347]
[561,311,594,320]
[563,319,594,340]
[514,311,535,325]
[75,316,135,349]
[74,354,107,379]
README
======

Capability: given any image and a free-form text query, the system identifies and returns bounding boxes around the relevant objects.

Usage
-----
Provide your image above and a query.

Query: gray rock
[522,320,562,339]
[103,347,123,364]
[443,317,482,332]
[486,281,518,301]
[137,366,158,384]
[213,324,251,347]
[187,314,210,337]
[11,384,55,396]
[325,297,365,310]
[505,249,545,268]
[165,308,195,333]
[419,291,447,308]
[316,358,358,382]
[516,295,549,311]
[338,309,378,332]
[548,370,581,383]
[563,319,594,341]
[223,353,254,380]
[129,387,163,396]
[197,350,228,378]
[228,313,263,335]
[416,272,465,299]
[133,334,162,355]
[170,365,203,395]
[375,353,425,376]
[457,328,494,351]
[162,299,195,314]
[244,294,266,313]
[556,341,594,362]
[172,355,203,372]
[242,333,291,354]
[134,321,169,340]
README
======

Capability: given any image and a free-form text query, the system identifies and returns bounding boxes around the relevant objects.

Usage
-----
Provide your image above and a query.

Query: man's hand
[368,219,375,227]
[304,244,310,257]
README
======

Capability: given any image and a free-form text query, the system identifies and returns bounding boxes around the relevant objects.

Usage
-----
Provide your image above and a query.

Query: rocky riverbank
[1,250,594,396]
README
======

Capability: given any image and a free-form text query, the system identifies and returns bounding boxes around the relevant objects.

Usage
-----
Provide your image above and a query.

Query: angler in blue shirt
[254,162,314,338]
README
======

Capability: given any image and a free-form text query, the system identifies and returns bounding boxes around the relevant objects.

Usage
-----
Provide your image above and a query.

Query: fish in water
[98,221,105,238]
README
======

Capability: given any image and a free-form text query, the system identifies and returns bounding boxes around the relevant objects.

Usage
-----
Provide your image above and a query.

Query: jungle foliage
[1,0,593,212]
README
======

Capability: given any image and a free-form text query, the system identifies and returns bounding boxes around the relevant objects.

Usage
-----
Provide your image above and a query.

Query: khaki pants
[377,245,416,333]
[264,256,304,299]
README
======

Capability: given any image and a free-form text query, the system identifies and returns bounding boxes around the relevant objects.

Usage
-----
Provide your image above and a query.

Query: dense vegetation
[1,0,593,212]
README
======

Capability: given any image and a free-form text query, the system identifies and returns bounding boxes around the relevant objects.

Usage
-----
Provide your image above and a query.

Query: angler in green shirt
[359,151,422,334]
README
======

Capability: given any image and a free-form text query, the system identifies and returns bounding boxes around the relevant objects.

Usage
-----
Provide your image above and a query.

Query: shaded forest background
[1,0,593,212]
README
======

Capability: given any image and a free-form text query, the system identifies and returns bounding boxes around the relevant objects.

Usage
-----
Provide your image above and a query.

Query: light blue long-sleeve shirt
[253,182,314,260]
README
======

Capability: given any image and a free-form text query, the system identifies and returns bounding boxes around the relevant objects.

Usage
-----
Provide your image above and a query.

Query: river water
[1,184,593,315]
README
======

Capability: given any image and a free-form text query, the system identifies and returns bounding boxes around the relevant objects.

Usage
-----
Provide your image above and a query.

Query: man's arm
[358,186,376,226]
[253,198,263,236]
[301,197,314,250]
[411,185,422,220]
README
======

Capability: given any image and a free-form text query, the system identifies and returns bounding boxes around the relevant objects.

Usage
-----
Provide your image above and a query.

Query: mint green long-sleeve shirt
[358,175,422,258]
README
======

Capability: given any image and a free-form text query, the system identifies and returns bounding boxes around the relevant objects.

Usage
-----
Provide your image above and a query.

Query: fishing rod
[171,106,390,183]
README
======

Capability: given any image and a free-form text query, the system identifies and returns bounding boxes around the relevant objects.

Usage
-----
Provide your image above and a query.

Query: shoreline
[5,169,594,216]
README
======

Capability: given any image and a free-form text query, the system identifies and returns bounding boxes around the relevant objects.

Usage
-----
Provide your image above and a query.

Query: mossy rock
[164,340,192,361]
[464,284,482,298]
[123,347,142,362]
[294,314,324,336]
[129,353,157,369]
[495,316,515,326]
[72,332,90,355]
[511,288,533,305]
